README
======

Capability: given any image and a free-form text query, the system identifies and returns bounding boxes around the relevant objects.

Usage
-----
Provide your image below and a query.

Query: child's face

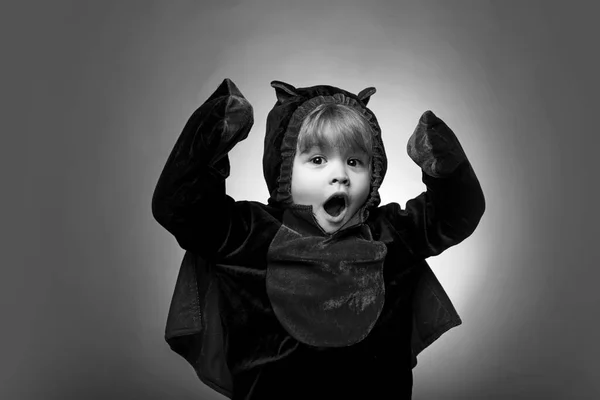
[291,140,371,233]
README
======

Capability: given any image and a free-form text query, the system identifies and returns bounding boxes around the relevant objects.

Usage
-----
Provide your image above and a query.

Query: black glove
[407,110,467,178]
[183,78,254,173]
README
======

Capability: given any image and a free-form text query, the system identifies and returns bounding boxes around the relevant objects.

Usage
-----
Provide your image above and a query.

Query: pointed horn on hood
[357,87,376,106]
[271,81,300,104]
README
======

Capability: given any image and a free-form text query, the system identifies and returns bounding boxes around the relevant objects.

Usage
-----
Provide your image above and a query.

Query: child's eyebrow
[298,145,324,155]
[298,145,371,158]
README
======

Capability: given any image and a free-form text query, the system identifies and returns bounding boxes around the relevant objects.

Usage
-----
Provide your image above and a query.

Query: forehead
[297,112,373,155]
[297,143,369,156]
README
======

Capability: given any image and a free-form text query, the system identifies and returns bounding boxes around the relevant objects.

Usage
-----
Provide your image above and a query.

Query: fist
[199,79,254,165]
[407,110,467,178]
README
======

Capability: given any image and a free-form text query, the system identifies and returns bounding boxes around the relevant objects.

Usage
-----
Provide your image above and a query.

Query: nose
[330,162,349,185]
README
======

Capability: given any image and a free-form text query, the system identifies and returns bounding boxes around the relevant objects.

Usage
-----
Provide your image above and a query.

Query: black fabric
[407,110,468,178]
[165,252,233,398]
[266,208,387,347]
[153,79,486,400]
[239,338,414,400]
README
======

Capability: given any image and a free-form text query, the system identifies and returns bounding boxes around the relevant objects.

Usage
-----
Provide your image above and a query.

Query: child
[152,78,485,399]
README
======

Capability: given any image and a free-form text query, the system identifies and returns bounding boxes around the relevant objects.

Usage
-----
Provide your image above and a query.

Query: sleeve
[151,78,276,262]
[386,110,486,258]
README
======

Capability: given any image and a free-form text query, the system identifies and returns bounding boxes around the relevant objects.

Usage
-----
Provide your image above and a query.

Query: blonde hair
[296,103,373,157]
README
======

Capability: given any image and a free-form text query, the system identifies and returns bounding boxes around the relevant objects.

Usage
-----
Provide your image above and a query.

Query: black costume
[152,79,485,399]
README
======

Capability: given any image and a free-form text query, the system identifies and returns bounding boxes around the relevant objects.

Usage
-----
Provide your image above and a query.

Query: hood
[263,80,388,211]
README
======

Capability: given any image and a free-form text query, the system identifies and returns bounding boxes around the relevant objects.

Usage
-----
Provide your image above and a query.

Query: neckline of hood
[271,93,386,212]
[286,203,370,236]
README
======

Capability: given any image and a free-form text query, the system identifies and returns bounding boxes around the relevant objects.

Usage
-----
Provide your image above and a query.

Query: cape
[165,249,464,399]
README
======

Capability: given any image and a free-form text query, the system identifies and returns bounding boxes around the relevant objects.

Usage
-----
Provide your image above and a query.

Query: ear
[271,80,299,104]
[357,87,376,106]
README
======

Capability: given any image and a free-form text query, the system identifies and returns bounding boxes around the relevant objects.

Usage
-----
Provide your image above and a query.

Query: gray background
[2,1,598,399]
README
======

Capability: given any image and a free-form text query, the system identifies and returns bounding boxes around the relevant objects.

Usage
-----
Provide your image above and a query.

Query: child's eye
[310,156,325,165]
[347,159,362,167]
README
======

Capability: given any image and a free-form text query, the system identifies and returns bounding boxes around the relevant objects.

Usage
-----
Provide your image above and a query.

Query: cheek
[290,176,300,202]
[357,173,372,201]
[290,159,302,202]
[291,170,323,205]
[290,168,310,203]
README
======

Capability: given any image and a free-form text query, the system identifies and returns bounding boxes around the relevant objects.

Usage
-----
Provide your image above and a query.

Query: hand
[189,78,254,166]
[407,110,467,178]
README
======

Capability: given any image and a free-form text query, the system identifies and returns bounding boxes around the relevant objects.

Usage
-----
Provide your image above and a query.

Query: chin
[320,219,345,234]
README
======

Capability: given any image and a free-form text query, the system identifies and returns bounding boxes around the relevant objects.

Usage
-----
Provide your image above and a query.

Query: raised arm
[152,79,271,261]
[387,110,486,258]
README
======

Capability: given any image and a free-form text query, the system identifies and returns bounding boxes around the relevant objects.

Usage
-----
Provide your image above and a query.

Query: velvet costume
[152,79,485,399]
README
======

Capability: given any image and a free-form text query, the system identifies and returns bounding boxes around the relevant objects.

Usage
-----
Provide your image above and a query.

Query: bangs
[297,103,373,156]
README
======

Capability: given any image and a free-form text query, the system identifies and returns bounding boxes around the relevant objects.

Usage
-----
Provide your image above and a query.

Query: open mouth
[323,193,348,217]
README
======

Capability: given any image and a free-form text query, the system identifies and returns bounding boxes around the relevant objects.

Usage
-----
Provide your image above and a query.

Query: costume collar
[284,204,370,237]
